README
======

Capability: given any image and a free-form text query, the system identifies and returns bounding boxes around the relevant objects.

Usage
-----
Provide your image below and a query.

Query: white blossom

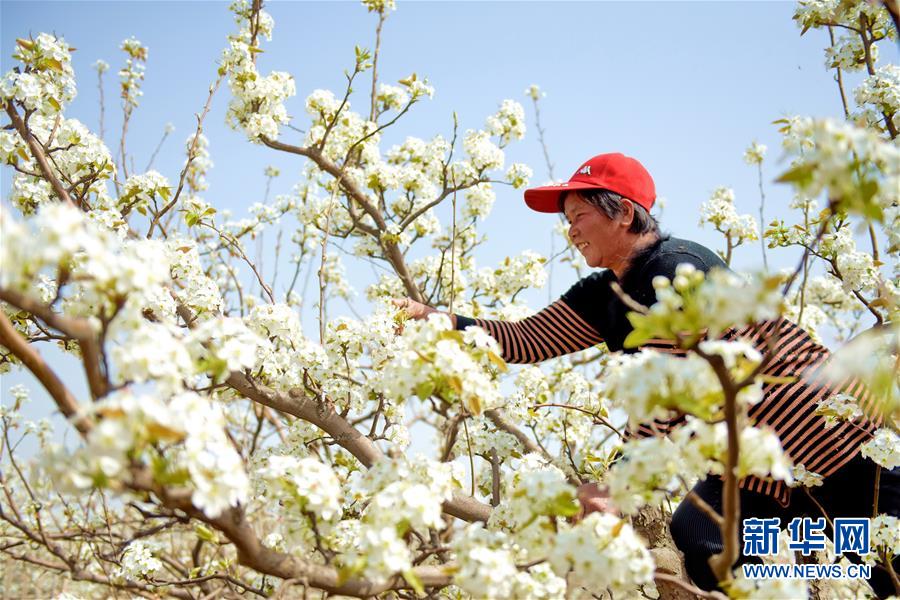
[118,541,162,580]
[548,513,655,596]
[861,428,900,470]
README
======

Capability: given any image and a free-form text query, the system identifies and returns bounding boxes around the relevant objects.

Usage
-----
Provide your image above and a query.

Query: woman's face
[563,192,633,273]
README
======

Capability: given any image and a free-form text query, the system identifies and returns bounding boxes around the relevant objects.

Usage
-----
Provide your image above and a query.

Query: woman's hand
[392,297,439,321]
[576,482,618,520]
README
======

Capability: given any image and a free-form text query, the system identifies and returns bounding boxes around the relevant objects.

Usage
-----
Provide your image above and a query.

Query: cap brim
[523,181,607,213]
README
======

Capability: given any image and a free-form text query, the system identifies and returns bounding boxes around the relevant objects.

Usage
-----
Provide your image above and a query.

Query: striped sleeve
[727,317,881,505]
[453,300,604,364]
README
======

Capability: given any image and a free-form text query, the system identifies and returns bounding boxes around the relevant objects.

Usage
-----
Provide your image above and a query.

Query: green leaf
[336,558,366,586]
[16,38,35,51]
[775,162,816,186]
[439,330,465,343]
[45,58,64,73]
[446,375,463,394]
[486,351,508,373]
[415,380,435,400]
[195,524,218,543]
[402,569,425,597]
[549,492,580,517]
[465,394,482,416]
[47,97,61,111]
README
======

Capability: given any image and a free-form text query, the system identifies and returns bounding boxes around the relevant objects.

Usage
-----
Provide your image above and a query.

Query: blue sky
[2,1,897,437]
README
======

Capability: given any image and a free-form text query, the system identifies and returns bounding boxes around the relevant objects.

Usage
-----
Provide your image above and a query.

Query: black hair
[558,189,660,236]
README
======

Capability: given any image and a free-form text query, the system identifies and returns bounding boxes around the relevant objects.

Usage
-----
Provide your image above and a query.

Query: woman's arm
[394,297,603,364]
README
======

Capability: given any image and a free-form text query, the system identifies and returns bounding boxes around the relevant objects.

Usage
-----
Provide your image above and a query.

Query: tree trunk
[632,505,696,600]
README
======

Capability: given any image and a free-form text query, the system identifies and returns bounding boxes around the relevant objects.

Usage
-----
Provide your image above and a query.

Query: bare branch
[147,74,223,238]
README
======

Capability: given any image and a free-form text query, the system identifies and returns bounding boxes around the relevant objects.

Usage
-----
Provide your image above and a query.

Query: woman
[395,152,897,597]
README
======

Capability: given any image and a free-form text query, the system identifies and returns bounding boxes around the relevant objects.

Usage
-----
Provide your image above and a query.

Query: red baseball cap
[524,152,656,213]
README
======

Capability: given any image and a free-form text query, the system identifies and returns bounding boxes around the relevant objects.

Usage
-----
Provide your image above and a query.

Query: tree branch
[0,287,108,400]
[0,311,90,434]
[4,102,75,206]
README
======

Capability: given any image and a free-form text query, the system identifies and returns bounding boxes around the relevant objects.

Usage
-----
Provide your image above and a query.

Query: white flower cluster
[790,464,824,488]
[825,32,873,71]
[1,203,170,318]
[167,238,224,315]
[785,274,864,342]
[221,1,296,141]
[606,435,682,513]
[548,513,655,596]
[464,182,496,220]
[376,135,449,202]
[867,514,900,565]
[629,264,784,344]
[184,132,213,196]
[118,37,147,111]
[319,309,406,415]
[463,129,504,172]
[188,316,264,381]
[381,313,505,416]
[505,162,533,189]
[814,393,863,428]
[109,321,192,395]
[743,141,767,165]
[304,89,382,166]
[375,83,409,112]
[489,455,578,533]
[1,33,76,115]
[261,455,343,522]
[485,99,526,146]
[608,419,792,514]
[794,0,894,71]
[451,524,566,600]
[854,64,900,134]
[861,428,900,469]
[49,391,249,518]
[1,115,114,214]
[117,541,162,581]
[678,421,793,482]
[821,227,884,293]
[699,187,759,246]
[119,170,170,215]
[451,526,521,599]
[344,456,460,583]
[605,342,762,425]
[477,250,548,300]
[779,117,900,220]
